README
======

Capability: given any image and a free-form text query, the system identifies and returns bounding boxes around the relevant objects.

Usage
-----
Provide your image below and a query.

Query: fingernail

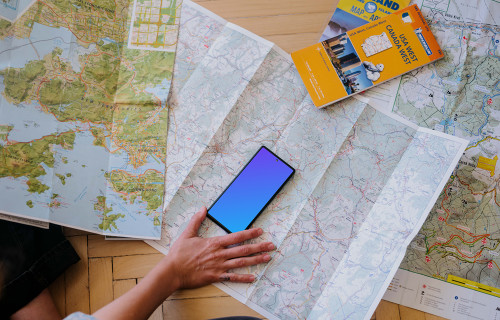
[264,254,271,261]
[258,228,263,235]
[249,275,255,282]
[268,243,275,250]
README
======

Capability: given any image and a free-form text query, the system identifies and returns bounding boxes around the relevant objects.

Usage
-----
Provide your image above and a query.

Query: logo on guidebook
[415,28,433,56]
[365,2,377,13]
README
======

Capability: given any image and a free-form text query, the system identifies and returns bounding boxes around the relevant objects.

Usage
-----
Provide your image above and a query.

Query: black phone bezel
[207,146,295,233]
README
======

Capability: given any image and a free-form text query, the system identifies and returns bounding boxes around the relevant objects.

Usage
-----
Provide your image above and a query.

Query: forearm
[93,257,179,320]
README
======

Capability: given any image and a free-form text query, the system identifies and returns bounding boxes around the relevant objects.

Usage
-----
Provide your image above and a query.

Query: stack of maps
[1,0,499,319]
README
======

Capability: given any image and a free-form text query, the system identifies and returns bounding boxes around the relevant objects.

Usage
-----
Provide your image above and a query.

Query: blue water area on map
[104,185,161,238]
[108,144,165,175]
[0,174,52,221]
[105,145,164,237]
[69,43,97,73]
[439,118,454,126]
[144,153,165,168]
[0,22,74,69]
[144,79,172,100]
[49,130,109,231]
[0,0,35,22]
[0,157,53,221]
[0,80,78,142]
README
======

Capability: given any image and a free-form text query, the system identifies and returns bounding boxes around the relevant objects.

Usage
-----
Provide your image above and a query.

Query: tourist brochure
[320,0,411,41]
[292,4,443,108]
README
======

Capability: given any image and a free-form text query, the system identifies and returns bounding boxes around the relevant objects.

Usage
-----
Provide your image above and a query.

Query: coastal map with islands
[0,0,181,238]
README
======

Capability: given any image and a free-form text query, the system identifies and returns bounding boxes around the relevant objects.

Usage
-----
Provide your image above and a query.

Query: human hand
[164,206,275,290]
[93,207,275,320]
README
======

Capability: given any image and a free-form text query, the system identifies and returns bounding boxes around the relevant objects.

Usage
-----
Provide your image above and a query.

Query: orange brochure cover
[292,4,444,108]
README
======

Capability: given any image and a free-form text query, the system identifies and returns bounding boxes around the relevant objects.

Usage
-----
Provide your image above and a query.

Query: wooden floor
[49,0,448,319]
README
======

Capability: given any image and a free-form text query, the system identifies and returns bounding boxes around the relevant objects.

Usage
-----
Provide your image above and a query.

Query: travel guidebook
[292,4,443,108]
[320,0,411,41]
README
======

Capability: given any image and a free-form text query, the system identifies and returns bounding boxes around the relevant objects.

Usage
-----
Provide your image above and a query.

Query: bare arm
[93,206,275,320]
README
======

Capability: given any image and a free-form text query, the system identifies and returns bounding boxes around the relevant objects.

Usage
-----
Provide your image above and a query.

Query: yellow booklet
[293,4,444,108]
[320,0,411,41]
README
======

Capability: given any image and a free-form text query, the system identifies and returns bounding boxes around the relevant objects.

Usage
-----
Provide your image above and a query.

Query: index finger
[215,228,263,247]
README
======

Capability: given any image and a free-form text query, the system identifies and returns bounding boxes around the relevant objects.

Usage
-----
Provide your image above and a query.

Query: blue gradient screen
[209,147,294,233]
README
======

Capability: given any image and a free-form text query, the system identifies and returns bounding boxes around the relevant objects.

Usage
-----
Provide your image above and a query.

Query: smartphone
[207,146,295,233]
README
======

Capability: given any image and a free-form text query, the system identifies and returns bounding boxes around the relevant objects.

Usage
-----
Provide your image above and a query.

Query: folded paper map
[146,1,468,319]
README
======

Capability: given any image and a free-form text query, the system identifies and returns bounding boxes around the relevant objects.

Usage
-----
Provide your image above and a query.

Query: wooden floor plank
[65,235,90,316]
[376,300,400,320]
[113,254,163,280]
[88,235,159,258]
[227,12,331,38]
[399,305,426,320]
[48,273,66,317]
[424,313,449,320]
[149,305,164,320]
[63,227,91,237]
[163,296,264,320]
[195,0,338,18]
[89,257,114,313]
[265,33,321,53]
[113,279,137,299]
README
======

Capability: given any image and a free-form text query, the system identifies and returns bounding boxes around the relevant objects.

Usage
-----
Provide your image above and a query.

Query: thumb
[181,206,207,238]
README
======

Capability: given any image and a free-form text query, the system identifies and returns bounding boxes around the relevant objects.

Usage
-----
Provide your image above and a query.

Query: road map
[147,1,468,319]
[353,0,500,318]
[0,0,182,238]
[128,0,181,51]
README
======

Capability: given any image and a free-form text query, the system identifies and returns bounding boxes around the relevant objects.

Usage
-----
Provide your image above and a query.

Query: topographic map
[147,1,468,319]
[389,0,500,292]
[0,0,181,238]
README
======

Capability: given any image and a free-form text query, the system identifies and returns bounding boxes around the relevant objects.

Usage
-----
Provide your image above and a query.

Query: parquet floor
[48,0,449,319]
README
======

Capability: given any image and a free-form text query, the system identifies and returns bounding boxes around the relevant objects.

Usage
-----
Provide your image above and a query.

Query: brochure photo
[320,0,411,41]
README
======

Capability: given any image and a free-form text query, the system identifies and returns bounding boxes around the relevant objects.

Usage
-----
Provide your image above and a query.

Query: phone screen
[208,146,295,233]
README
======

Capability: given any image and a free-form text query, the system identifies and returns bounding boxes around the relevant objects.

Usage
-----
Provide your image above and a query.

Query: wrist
[155,254,182,295]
